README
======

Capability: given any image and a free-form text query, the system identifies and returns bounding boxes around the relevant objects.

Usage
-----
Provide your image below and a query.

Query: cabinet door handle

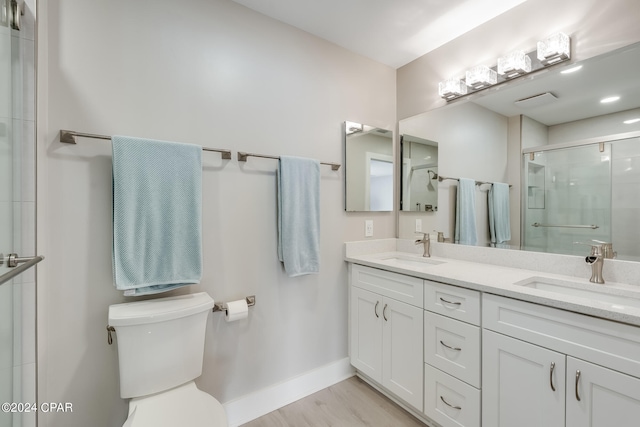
[440,340,462,351]
[383,304,388,321]
[374,301,380,318]
[549,362,556,391]
[575,370,581,401]
[440,396,462,410]
[439,297,461,306]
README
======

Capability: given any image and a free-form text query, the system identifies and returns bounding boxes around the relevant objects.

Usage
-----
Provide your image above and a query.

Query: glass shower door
[523,144,612,256]
[1,7,16,426]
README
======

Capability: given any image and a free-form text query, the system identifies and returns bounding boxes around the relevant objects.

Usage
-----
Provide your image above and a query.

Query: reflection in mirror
[398,41,640,260]
[400,135,438,212]
[344,121,393,212]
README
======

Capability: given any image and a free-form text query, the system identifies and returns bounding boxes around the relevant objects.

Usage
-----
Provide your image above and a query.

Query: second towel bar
[237,151,341,171]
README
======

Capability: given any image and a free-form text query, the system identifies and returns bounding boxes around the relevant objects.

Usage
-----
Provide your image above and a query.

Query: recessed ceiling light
[600,96,620,103]
[561,65,583,74]
[624,118,640,124]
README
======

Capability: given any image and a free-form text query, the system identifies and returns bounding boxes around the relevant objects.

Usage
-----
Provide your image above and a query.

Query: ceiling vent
[514,92,558,108]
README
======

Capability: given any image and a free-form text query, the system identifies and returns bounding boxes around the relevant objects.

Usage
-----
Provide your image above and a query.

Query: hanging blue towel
[277,156,321,277]
[112,136,202,296]
[454,178,478,246]
[489,182,511,244]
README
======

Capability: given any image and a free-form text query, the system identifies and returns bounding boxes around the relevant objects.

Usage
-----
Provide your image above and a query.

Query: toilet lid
[123,382,227,427]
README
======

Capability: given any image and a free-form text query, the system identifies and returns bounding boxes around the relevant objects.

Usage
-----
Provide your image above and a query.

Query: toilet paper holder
[213,295,256,314]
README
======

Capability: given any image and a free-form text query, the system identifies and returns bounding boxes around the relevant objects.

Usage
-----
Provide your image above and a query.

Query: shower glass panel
[611,137,640,262]
[0,13,16,427]
[523,144,612,256]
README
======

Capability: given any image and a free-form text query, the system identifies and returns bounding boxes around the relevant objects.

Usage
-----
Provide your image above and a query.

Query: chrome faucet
[415,232,430,258]
[585,244,605,284]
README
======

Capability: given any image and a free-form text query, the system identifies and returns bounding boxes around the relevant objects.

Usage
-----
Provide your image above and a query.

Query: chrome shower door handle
[0,254,45,286]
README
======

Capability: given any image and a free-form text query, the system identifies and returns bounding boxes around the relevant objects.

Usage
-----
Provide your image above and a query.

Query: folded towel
[112,135,202,296]
[489,182,511,244]
[454,178,478,245]
[277,156,321,277]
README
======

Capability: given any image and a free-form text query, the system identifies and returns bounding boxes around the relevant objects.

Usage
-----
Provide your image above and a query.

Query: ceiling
[232,0,528,69]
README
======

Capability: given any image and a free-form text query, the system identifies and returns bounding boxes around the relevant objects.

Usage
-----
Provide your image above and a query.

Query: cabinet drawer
[424,364,480,427]
[424,281,480,325]
[351,264,424,308]
[424,312,481,388]
[483,293,640,379]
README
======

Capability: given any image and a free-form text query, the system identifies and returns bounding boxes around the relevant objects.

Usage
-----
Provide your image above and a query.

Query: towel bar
[237,151,341,171]
[59,129,233,159]
[213,295,256,313]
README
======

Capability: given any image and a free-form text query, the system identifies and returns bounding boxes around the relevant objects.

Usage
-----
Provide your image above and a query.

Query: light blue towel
[277,156,321,277]
[489,182,511,244]
[454,178,478,246]
[112,136,202,296]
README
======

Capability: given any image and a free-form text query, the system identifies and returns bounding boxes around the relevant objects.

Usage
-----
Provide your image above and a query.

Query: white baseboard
[223,357,355,427]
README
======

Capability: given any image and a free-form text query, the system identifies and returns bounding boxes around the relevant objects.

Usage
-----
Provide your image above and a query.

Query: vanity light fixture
[600,96,620,103]
[497,50,531,78]
[465,65,497,90]
[438,77,467,99]
[537,32,571,65]
[624,118,640,124]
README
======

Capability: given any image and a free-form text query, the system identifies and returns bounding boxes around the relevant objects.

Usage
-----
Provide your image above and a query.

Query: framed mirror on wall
[398,41,640,260]
[344,121,394,212]
[400,135,438,212]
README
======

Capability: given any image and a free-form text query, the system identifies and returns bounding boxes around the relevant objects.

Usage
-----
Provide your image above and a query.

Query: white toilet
[108,292,228,427]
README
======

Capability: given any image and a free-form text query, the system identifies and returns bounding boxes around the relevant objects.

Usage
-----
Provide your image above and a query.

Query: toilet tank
[108,292,215,398]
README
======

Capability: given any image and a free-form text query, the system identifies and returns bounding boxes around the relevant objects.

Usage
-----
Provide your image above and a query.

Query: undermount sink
[378,255,445,268]
[516,277,640,310]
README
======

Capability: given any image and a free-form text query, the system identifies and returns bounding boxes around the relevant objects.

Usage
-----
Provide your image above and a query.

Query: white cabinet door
[483,330,565,427]
[567,357,640,427]
[382,297,424,411]
[350,286,382,382]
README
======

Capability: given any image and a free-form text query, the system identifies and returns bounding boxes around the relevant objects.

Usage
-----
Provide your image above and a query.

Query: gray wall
[36,1,395,426]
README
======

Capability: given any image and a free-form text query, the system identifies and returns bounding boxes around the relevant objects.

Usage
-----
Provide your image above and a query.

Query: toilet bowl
[108,292,228,427]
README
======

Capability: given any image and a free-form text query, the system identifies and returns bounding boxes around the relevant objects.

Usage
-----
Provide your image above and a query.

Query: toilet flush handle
[107,325,116,345]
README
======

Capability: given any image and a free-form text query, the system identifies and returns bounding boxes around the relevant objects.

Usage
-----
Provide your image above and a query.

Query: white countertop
[346,247,640,327]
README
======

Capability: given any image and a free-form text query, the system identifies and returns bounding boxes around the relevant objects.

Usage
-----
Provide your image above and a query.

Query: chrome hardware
[575,370,581,401]
[550,362,556,391]
[415,232,430,257]
[440,340,462,351]
[436,231,445,243]
[0,254,45,286]
[532,222,598,229]
[59,129,233,159]
[382,304,388,321]
[440,396,461,410]
[10,0,22,31]
[106,326,116,345]
[213,295,256,313]
[374,301,379,318]
[592,240,616,259]
[237,151,340,171]
[439,297,461,306]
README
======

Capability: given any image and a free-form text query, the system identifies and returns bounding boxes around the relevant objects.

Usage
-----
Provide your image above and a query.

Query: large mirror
[400,135,438,212]
[399,41,640,261]
[344,121,394,211]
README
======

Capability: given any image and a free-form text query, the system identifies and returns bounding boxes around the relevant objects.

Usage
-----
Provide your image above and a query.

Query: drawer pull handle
[440,340,462,351]
[440,396,462,410]
[575,370,581,401]
[439,297,462,306]
[550,362,556,391]
[383,304,388,321]
[374,301,379,318]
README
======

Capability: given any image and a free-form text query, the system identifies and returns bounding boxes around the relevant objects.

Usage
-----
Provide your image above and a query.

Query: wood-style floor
[240,376,428,427]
